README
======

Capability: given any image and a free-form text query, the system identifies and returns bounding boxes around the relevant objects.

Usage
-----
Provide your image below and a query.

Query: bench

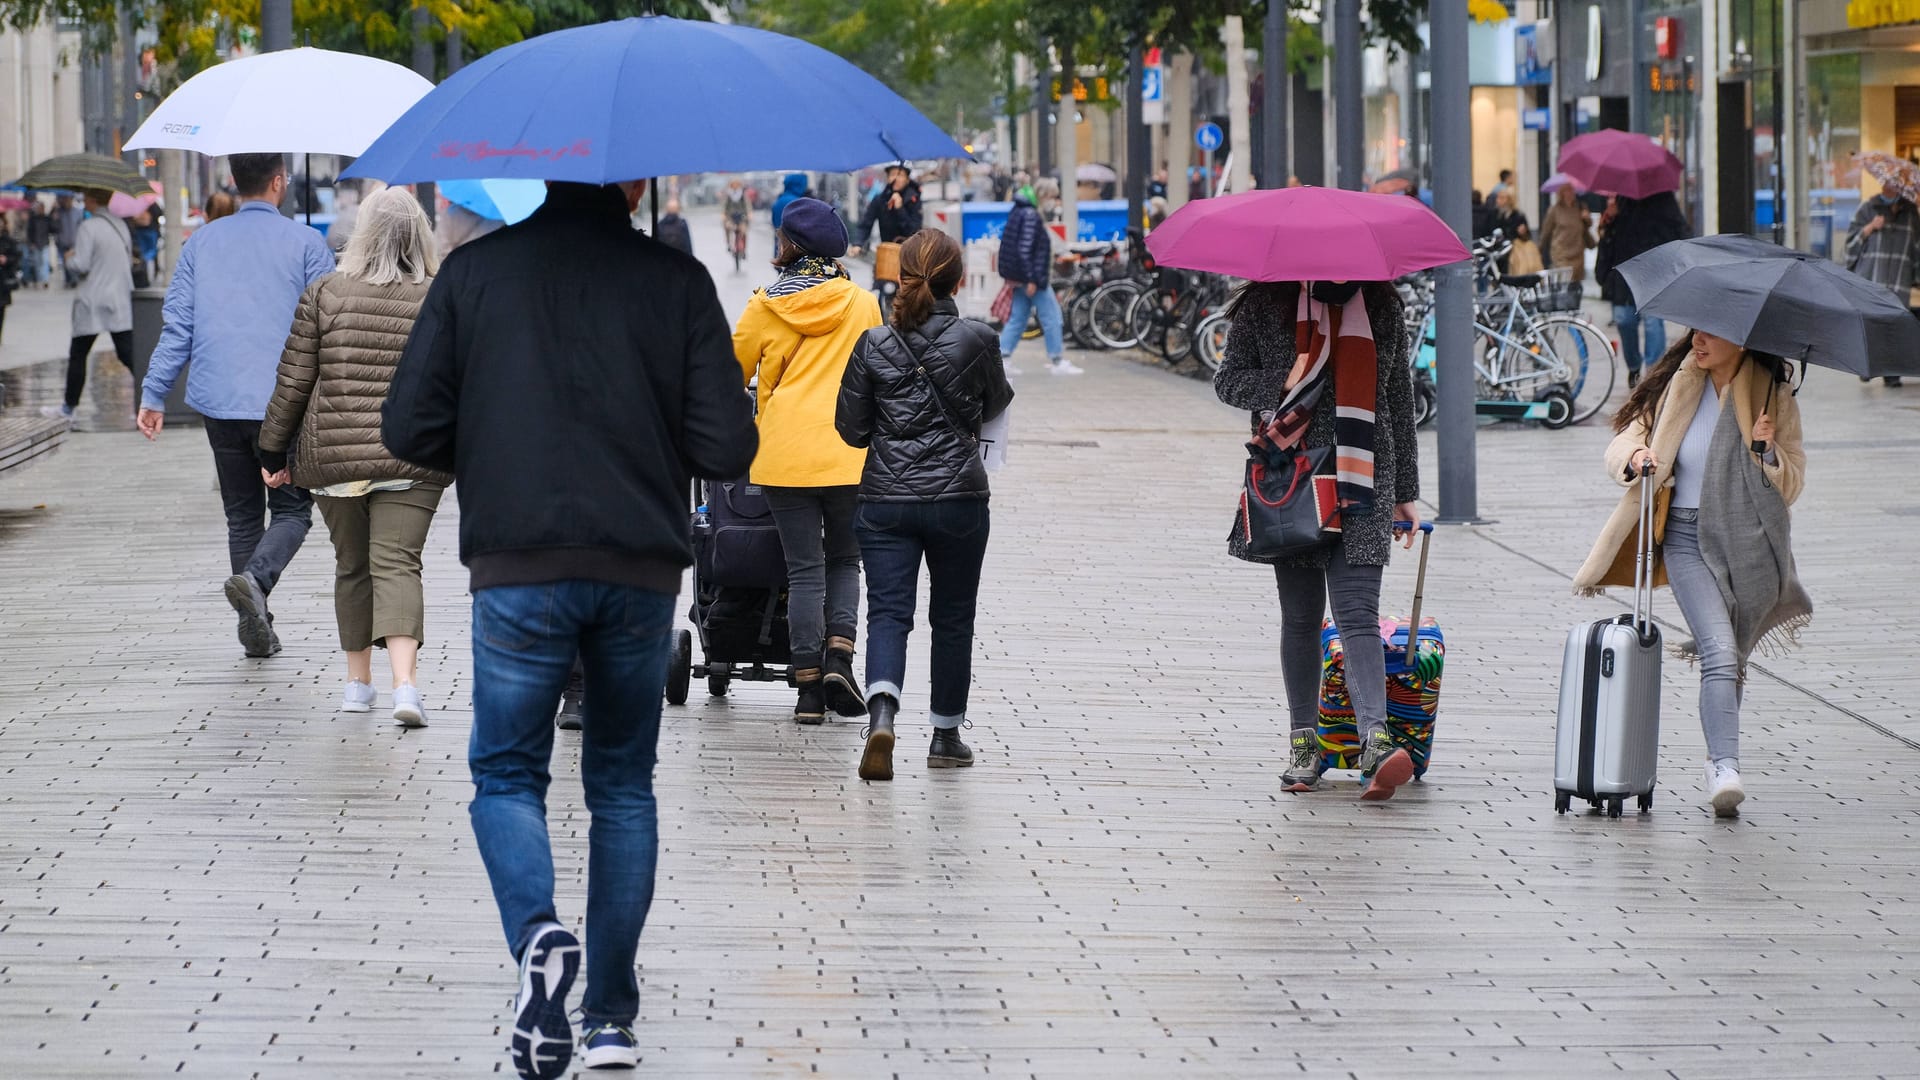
[0,413,70,476]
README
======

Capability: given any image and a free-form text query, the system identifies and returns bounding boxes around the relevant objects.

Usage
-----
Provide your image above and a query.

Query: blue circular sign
[1195,123,1223,152]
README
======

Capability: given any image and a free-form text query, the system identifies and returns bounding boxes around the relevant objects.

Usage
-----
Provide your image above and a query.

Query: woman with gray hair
[259,186,453,727]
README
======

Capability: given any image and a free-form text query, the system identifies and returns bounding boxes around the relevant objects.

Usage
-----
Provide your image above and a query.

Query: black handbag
[1239,442,1339,558]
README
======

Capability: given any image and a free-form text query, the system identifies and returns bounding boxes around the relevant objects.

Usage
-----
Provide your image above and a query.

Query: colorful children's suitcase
[1316,523,1443,778]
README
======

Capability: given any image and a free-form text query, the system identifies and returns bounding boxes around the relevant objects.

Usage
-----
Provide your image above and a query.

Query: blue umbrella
[440,178,547,224]
[345,16,969,185]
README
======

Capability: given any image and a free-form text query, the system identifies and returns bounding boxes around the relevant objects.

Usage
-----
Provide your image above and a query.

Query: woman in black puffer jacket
[836,229,1014,782]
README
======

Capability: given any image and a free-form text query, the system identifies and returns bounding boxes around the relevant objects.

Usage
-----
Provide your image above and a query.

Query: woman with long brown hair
[835,229,1014,781]
[1573,329,1808,816]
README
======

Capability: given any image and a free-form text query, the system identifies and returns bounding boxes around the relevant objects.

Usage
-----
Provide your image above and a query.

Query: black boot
[928,725,974,768]
[554,689,584,732]
[793,669,826,725]
[821,637,867,718]
[859,695,897,781]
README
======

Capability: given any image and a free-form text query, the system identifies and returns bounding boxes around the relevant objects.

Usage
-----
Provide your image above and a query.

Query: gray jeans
[1275,545,1386,739]
[765,486,862,670]
[1663,510,1742,764]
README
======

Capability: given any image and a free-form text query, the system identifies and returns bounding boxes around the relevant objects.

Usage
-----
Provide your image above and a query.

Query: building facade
[0,21,86,186]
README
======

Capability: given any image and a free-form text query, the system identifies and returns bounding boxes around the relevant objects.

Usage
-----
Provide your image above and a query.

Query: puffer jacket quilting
[835,300,1014,502]
[260,272,452,491]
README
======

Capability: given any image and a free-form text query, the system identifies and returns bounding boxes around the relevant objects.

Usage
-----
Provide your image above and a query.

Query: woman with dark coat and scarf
[1214,281,1423,799]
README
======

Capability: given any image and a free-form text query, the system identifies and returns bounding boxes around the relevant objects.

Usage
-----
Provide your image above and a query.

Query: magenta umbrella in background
[0,196,32,212]
[1556,130,1682,198]
[1540,171,1588,195]
[1145,186,1470,282]
[107,180,162,218]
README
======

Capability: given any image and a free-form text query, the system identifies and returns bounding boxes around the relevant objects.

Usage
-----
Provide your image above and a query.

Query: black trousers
[65,330,135,411]
[204,418,313,594]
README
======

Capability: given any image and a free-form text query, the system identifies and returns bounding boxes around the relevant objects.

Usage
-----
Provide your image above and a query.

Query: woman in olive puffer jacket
[259,187,451,728]
[836,228,1014,783]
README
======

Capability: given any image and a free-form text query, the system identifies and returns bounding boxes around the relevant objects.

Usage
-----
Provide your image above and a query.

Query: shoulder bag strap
[887,326,977,445]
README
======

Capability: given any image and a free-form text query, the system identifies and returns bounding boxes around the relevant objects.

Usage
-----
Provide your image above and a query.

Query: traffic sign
[1195,123,1223,151]
[1141,67,1163,103]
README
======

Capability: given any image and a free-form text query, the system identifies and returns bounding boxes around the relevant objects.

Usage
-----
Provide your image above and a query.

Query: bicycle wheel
[1128,289,1171,353]
[1161,292,1204,364]
[1194,312,1231,373]
[1068,290,1098,348]
[1088,280,1144,349]
[1531,315,1619,424]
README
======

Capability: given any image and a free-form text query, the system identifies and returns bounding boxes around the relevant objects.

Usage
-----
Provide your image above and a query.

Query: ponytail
[891,228,964,332]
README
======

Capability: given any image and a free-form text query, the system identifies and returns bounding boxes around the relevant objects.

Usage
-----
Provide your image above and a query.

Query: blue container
[960,200,1132,244]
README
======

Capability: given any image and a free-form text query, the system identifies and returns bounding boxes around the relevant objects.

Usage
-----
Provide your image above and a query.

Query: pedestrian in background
[42,189,136,421]
[771,172,808,230]
[835,228,1014,783]
[733,196,880,724]
[1843,177,1917,388]
[1213,279,1423,801]
[258,188,451,727]
[382,179,757,1077]
[654,197,694,256]
[53,193,81,286]
[1596,191,1691,387]
[1574,330,1807,817]
[996,179,1081,376]
[204,191,238,224]
[1537,185,1596,283]
[140,153,336,659]
[847,162,922,256]
[25,202,53,287]
[0,220,17,346]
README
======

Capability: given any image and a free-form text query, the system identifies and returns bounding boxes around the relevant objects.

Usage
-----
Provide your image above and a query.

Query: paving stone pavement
[3,213,1919,1078]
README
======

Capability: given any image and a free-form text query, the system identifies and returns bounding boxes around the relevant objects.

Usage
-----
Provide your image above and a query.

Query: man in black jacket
[848,163,922,255]
[1595,191,1691,385]
[382,179,756,1079]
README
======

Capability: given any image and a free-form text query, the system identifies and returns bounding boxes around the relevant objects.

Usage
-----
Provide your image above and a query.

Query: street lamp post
[1334,0,1364,189]
[1263,0,1289,188]
[1430,0,1478,522]
[1127,39,1148,232]
[261,0,292,51]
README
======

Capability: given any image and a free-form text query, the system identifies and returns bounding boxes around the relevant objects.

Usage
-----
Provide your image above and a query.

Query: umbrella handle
[1749,369,1778,456]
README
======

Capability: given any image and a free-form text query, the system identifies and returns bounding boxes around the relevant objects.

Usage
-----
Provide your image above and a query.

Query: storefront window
[1805,53,1863,261]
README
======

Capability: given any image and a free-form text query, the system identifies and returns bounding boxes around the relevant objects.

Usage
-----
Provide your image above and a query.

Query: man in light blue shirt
[138,153,335,658]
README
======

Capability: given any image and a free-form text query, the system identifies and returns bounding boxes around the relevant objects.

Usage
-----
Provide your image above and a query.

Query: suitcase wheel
[1637,791,1653,814]
[1554,792,1571,814]
[1607,797,1625,819]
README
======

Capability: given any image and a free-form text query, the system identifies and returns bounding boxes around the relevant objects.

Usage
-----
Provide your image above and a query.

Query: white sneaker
[340,680,376,714]
[1048,359,1085,375]
[1705,761,1745,818]
[392,684,428,728]
[39,404,74,420]
[1005,362,1024,376]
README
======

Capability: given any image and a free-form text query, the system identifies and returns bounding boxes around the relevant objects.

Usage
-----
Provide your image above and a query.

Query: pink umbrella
[107,180,163,218]
[1556,130,1682,198]
[0,196,33,212]
[1540,171,1587,195]
[1145,186,1470,282]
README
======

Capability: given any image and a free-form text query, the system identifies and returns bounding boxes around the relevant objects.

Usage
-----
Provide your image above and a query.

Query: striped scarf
[1255,287,1378,519]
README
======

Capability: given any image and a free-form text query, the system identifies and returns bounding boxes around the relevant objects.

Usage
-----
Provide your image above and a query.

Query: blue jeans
[469,581,675,1026]
[855,500,991,725]
[1662,512,1742,764]
[21,243,46,285]
[1612,303,1666,374]
[998,283,1063,362]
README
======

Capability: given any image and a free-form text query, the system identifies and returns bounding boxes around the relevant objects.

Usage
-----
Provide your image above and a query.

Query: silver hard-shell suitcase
[1554,462,1662,818]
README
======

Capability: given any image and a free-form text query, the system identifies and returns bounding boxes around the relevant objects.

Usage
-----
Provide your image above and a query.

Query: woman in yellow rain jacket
[733,197,883,724]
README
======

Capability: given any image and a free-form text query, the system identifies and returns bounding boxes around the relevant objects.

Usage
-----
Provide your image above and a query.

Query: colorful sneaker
[1280,727,1323,793]
[510,923,581,1080]
[340,680,376,714]
[581,1022,639,1070]
[391,684,428,728]
[1357,731,1414,801]
[1705,761,1745,818]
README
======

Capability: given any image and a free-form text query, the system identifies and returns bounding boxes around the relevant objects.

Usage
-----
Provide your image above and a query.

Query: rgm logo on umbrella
[434,140,593,163]
[160,123,202,136]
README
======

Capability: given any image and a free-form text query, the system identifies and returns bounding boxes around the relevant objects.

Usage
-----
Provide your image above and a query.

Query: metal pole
[1334,0,1364,189]
[411,5,436,225]
[1263,0,1290,187]
[1628,0,1647,133]
[1126,40,1147,232]
[1430,0,1477,522]
[118,3,139,164]
[260,0,292,51]
[1035,39,1054,178]
[446,26,465,75]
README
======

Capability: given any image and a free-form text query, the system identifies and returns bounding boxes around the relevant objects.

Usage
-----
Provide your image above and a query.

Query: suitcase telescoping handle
[1393,520,1435,664]
[1632,461,1656,639]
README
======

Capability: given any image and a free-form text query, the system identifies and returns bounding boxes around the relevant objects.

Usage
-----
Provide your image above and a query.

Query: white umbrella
[1077,163,1118,183]
[124,48,433,156]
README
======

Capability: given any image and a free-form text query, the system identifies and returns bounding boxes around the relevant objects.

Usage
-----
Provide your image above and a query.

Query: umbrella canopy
[1540,171,1588,195]
[441,178,547,224]
[0,196,31,212]
[1853,150,1920,201]
[346,16,970,184]
[1369,167,1421,195]
[1145,186,1469,282]
[1616,234,1920,378]
[8,153,151,196]
[1556,130,1682,198]
[1076,163,1118,183]
[107,186,161,218]
[123,48,434,157]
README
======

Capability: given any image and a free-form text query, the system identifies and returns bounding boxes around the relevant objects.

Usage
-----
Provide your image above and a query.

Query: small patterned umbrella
[1853,151,1920,200]
[8,152,151,196]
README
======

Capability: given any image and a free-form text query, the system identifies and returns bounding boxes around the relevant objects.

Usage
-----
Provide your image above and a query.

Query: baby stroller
[665,474,794,704]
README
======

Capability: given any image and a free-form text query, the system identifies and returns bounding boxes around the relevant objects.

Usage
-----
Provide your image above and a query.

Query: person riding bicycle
[723,179,752,253]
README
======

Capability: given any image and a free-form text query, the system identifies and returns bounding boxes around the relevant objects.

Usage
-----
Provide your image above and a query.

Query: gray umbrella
[1615,234,1920,378]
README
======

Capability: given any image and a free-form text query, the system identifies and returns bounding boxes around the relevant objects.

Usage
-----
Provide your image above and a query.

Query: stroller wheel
[708,670,731,698]
[665,630,692,705]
